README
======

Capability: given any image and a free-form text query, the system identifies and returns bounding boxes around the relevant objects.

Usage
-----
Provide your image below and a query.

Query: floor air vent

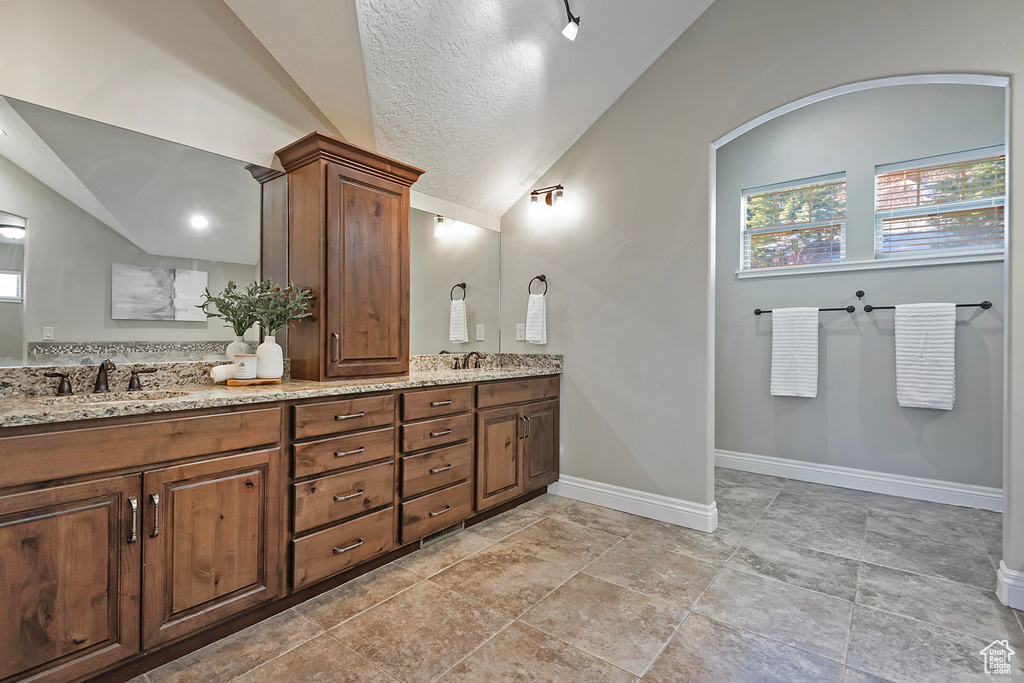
[420,521,465,548]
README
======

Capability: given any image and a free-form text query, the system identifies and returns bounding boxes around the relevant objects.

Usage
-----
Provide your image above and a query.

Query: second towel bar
[754,306,855,316]
[863,301,992,312]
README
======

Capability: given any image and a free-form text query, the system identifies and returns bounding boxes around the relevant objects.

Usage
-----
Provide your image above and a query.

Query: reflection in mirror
[0,210,25,365]
[0,95,262,367]
[409,208,500,355]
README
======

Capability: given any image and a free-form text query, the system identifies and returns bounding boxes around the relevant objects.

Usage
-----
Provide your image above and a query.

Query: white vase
[256,333,284,379]
[225,336,249,361]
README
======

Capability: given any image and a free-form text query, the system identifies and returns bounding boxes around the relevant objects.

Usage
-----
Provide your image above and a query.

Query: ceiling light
[189,214,209,230]
[0,226,25,240]
[561,0,580,41]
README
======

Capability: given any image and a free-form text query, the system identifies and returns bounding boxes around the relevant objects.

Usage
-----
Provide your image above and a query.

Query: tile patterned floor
[134,470,1023,682]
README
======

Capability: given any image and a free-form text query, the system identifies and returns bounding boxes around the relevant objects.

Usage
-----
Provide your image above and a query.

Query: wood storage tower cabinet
[273,133,424,380]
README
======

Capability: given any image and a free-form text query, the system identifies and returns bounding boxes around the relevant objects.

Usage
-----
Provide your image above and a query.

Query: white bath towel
[895,303,956,410]
[770,307,819,398]
[449,299,468,343]
[526,293,547,344]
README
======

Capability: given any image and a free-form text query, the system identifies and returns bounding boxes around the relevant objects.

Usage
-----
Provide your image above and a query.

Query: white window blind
[0,270,21,300]
[875,148,1005,258]
[741,174,847,270]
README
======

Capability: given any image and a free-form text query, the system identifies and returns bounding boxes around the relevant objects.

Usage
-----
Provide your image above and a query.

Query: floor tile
[749,513,865,560]
[628,519,745,565]
[392,531,495,578]
[501,516,622,571]
[728,535,861,600]
[331,580,510,683]
[715,468,789,490]
[126,676,151,683]
[716,499,769,532]
[537,498,647,537]
[847,605,997,682]
[232,633,395,683]
[466,508,544,541]
[431,541,576,617]
[583,538,720,609]
[438,622,635,682]
[856,562,1022,647]
[866,507,987,553]
[694,568,854,661]
[782,479,872,507]
[147,609,323,683]
[861,529,995,590]
[715,479,782,507]
[644,613,844,683]
[294,564,422,630]
[520,573,686,676]
[843,668,894,683]
[518,492,573,514]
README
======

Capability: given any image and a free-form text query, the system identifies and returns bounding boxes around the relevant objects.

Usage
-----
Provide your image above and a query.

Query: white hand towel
[210,364,236,383]
[770,307,819,398]
[895,303,956,410]
[526,293,547,344]
[449,299,468,343]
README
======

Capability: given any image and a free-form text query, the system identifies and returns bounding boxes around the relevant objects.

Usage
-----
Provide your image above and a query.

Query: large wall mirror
[0,96,501,367]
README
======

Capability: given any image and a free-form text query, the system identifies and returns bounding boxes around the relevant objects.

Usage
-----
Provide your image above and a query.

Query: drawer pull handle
[334,489,365,502]
[525,416,532,438]
[428,505,452,518]
[430,400,453,407]
[333,538,364,555]
[519,417,527,440]
[335,411,366,421]
[128,497,138,544]
[429,464,452,474]
[335,446,366,458]
[430,429,452,437]
[150,493,160,538]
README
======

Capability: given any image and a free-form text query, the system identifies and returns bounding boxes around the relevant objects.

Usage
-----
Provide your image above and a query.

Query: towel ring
[528,274,548,295]
[450,283,467,301]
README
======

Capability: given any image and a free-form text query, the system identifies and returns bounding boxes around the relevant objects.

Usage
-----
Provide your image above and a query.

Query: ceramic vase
[256,333,284,379]
[225,336,249,361]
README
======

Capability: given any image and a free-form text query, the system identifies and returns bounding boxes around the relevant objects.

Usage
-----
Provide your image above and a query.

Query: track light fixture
[561,0,580,41]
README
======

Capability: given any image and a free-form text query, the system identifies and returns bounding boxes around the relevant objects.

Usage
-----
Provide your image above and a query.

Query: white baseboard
[548,475,718,532]
[997,562,1024,609]
[715,449,1003,512]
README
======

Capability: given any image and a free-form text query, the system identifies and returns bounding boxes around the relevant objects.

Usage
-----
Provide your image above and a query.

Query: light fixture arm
[562,0,580,25]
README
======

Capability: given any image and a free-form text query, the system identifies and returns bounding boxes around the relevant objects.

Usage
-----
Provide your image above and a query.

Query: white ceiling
[226,0,714,217]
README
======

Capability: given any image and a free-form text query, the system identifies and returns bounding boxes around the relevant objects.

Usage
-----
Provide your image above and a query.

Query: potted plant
[251,278,313,378]
[197,281,259,360]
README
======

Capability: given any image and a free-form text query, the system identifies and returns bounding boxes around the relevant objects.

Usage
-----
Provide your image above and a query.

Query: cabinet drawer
[400,480,474,543]
[476,376,559,409]
[401,443,473,499]
[292,507,395,590]
[293,427,395,479]
[401,413,473,453]
[293,461,395,534]
[293,394,395,440]
[401,385,474,421]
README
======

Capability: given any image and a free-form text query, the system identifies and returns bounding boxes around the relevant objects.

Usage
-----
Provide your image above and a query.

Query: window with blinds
[0,270,21,300]
[875,148,1005,258]
[741,174,847,270]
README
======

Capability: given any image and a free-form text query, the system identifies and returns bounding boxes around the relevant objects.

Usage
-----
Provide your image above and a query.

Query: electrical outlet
[476,324,485,341]
[516,323,526,341]
[42,327,54,341]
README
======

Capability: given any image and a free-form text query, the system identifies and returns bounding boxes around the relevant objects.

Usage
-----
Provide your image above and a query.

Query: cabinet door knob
[430,429,452,438]
[150,493,160,538]
[428,505,452,518]
[333,538,364,555]
[333,489,365,502]
[429,464,452,474]
[334,446,366,458]
[128,496,138,544]
[335,412,365,421]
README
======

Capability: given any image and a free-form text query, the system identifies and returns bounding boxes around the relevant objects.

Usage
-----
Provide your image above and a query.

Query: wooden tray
[226,378,283,387]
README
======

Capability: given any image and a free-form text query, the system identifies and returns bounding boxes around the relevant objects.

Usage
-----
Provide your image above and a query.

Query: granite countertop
[0,366,561,429]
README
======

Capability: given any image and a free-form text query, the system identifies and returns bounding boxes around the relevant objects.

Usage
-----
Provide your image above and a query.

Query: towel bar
[863,301,992,312]
[754,306,855,315]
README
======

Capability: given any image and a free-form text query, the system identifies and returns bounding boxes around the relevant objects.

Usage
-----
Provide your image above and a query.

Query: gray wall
[0,242,24,363]
[0,153,258,348]
[716,84,1005,488]
[409,208,500,355]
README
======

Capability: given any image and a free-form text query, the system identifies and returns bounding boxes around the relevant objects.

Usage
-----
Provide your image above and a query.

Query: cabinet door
[326,162,409,378]
[475,406,524,511]
[142,449,281,649]
[523,400,559,492]
[0,476,140,683]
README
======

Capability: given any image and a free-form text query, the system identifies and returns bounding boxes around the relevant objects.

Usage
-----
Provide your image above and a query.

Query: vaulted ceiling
[225,0,714,218]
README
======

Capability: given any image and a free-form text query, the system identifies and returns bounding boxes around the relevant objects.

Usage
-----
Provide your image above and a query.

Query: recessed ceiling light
[189,214,209,230]
[0,226,26,240]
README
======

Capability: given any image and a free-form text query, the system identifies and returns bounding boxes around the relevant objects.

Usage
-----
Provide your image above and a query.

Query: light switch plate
[476,324,485,341]
[42,326,54,341]
[516,323,526,341]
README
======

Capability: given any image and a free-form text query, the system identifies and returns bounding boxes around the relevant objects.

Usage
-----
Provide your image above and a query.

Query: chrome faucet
[460,352,484,369]
[93,359,116,393]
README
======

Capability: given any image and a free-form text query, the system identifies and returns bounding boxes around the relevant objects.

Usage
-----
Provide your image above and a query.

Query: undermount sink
[33,390,191,406]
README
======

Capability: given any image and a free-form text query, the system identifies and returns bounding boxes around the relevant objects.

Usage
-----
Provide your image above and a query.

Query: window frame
[873,145,1006,260]
[740,172,847,272]
[0,268,23,302]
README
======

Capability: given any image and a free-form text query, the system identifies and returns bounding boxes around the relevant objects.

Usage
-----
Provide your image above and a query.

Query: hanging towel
[770,307,819,398]
[526,293,547,344]
[449,299,468,343]
[895,303,956,410]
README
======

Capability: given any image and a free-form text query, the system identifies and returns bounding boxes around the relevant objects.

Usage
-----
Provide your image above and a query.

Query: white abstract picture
[111,264,208,321]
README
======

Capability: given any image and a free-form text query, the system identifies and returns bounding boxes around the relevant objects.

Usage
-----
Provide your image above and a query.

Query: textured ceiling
[354,0,714,216]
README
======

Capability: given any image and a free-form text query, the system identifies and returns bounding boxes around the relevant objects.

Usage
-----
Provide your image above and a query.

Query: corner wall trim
[997,562,1024,609]
[715,449,1002,511]
[548,475,718,532]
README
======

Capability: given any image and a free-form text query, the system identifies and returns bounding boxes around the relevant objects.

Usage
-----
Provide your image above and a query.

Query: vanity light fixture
[561,0,580,41]
[530,184,565,209]
[189,214,210,230]
[435,214,451,239]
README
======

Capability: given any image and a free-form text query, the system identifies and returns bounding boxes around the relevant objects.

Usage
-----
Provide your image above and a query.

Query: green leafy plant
[197,281,259,336]
[251,278,313,334]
